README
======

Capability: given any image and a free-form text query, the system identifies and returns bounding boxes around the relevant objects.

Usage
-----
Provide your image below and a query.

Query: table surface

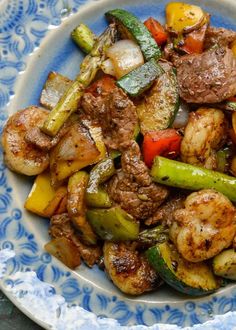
[0,290,43,330]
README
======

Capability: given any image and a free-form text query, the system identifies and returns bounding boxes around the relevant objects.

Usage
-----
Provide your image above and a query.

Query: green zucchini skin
[105,9,161,61]
[146,242,222,296]
[137,67,179,133]
[213,249,236,280]
[116,59,163,97]
[167,69,180,127]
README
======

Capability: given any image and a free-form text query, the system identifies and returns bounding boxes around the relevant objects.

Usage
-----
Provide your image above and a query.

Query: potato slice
[40,72,73,110]
[166,2,205,34]
[45,237,81,269]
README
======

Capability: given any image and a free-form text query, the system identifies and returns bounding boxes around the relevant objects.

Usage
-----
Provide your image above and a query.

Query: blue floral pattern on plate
[1,249,236,330]
[1,0,236,328]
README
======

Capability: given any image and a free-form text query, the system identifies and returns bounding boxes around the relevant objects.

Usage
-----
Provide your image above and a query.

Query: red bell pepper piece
[85,75,116,97]
[180,23,208,54]
[144,17,168,46]
[143,129,182,168]
[227,96,236,102]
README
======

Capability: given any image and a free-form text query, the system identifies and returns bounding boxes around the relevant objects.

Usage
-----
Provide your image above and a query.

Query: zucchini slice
[146,241,221,296]
[137,68,179,134]
[106,9,161,61]
[213,249,236,280]
[117,59,163,97]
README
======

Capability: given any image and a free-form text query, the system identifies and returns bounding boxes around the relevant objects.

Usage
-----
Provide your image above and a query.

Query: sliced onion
[106,39,144,79]
[101,58,116,77]
[172,101,190,128]
[57,136,78,160]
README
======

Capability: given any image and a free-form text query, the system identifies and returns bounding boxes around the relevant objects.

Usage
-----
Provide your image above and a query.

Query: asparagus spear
[138,225,168,246]
[226,100,236,111]
[151,156,236,202]
[71,23,96,53]
[41,80,84,136]
[41,24,116,137]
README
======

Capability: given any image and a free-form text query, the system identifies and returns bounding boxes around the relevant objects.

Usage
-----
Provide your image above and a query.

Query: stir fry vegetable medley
[3,2,236,297]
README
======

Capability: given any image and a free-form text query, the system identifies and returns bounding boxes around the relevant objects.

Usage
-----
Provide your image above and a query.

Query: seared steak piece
[49,213,102,267]
[81,87,138,150]
[176,47,236,103]
[107,141,168,220]
[25,126,64,151]
[121,141,152,187]
[25,114,78,151]
[49,213,74,240]
[103,241,161,295]
[107,170,168,220]
[145,193,185,226]
[204,27,236,49]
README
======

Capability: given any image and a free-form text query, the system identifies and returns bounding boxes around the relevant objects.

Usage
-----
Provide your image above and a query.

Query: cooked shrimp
[103,241,161,295]
[1,106,50,176]
[170,189,236,262]
[181,108,227,169]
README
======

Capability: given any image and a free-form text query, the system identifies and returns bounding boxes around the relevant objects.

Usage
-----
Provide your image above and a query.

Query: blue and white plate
[1,1,236,329]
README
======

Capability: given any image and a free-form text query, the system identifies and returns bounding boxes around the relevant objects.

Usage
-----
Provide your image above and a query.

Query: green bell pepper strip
[151,156,236,202]
[109,150,121,160]
[216,148,230,173]
[87,206,140,241]
[86,158,115,208]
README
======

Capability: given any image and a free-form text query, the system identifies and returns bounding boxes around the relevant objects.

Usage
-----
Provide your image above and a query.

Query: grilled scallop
[103,241,161,295]
[1,106,50,175]
[170,189,236,262]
